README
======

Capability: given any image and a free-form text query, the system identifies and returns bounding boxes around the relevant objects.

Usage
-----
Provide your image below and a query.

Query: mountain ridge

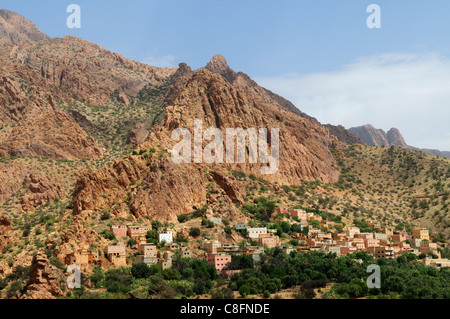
[349,124,450,159]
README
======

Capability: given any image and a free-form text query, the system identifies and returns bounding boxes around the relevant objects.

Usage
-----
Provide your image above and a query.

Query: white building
[248,227,267,239]
[158,231,173,244]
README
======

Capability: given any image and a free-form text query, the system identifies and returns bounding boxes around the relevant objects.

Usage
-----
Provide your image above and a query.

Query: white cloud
[140,53,177,68]
[256,52,450,151]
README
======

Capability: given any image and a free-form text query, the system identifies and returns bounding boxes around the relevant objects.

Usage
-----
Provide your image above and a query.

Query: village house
[364,238,380,248]
[138,242,157,256]
[207,253,232,272]
[234,224,247,231]
[157,251,174,270]
[391,231,408,242]
[110,225,127,238]
[157,230,173,244]
[355,232,374,239]
[411,237,422,248]
[412,228,430,241]
[106,245,127,267]
[344,227,360,238]
[136,254,158,265]
[165,242,179,251]
[258,233,279,249]
[420,241,439,256]
[248,227,267,239]
[289,209,307,222]
[218,245,241,255]
[180,245,191,258]
[374,233,388,241]
[421,258,450,268]
[127,225,151,240]
[203,240,222,254]
[65,248,95,267]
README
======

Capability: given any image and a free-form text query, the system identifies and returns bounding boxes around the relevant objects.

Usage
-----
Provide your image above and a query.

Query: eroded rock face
[349,125,391,147]
[325,124,364,145]
[349,125,408,148]
[0,14,175,161]
[386,128,408,148]
[21,252,64,299]
[71,58,340,222]
[127,123,149,146]
[21,172,64,211]
[0,215,13,251]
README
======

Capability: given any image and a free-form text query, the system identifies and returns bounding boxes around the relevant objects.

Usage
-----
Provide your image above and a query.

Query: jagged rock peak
[205,54,237,83]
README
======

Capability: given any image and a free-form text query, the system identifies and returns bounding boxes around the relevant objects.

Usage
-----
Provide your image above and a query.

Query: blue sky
[1,1,450,150]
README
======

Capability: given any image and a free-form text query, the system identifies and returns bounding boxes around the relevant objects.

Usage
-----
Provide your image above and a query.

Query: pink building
[127,225,151,239]
[110,225,127,238]
[289,209,307,222]
[258,234,279,249]
[207,253,232,272]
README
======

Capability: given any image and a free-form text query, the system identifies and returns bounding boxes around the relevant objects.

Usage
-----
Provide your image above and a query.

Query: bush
[105,268,133,293]
[239,284,250,298]
[212,287,235,299]
[189,228,201,237]
[101,230,116,241]
[6,281,22,299]
[131,263,151,279]
[100,210,111,220]
[178,214,189,223]
[90,266,105,288]
[162,269,181,281]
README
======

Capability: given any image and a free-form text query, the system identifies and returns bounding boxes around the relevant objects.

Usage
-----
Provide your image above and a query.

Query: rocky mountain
[349,124,407,148]
[0,12,175,160]
[350,124,450,159]
[205,55,362,145]
[71,58,341,222]
[0,10,449,300]
[324,124,364,145]
[0,9,49,44]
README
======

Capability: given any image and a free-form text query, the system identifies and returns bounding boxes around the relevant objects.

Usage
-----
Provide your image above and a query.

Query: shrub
[131,263,151,279]
[189,228,201,237]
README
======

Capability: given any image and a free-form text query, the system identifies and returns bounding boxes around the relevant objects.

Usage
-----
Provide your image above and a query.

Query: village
[62,206,450,278]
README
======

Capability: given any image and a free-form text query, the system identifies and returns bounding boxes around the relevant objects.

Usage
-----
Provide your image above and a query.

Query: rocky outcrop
[144,67,339,185]
[349,125,392,147]
[349,124,450,159]
[211,171,244,204]
[325,124,364,145]
[386,128,408,148]
[0,108,104,160]
[0,15,176,161]
[0,215,13,251]
[127,123,149,146]
[71,58,340,222]
[21,252,64,299]
[72,155,148,215]
[21,173,64,211]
